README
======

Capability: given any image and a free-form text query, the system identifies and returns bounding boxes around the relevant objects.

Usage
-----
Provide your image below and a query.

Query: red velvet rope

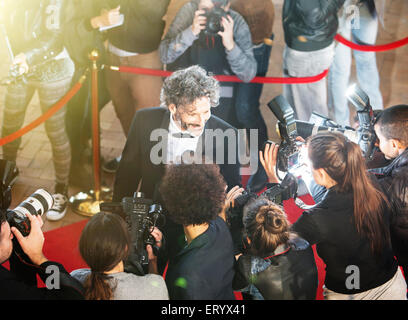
[0,75,86,147]
[335,34,408,52]
[114,65,330,84]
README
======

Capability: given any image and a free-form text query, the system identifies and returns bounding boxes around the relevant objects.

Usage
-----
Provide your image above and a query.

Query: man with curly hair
[160,163,236,300]
[112,65,242,272]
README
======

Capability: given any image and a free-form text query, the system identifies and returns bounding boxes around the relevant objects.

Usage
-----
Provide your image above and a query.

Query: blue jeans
[235,40,271,150]
[328,0,383,126]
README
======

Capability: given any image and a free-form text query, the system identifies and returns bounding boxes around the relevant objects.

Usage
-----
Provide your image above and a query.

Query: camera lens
[12,189,54,217]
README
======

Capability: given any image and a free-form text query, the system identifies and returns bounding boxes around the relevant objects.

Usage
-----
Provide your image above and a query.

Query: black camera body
[267,95,303,173]
[346,85,377,160]
[100,192,165,276]
[228,173,298,254]
[202,7,228,35]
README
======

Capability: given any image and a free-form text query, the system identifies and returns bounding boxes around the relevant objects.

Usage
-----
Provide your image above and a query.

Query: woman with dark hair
[233,198,318,300]
[263,132,406,299]
[70,212,169,300]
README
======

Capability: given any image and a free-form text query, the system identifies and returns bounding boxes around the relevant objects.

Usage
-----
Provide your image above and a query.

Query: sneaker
[102,156,121,173]
[46,193,68,221]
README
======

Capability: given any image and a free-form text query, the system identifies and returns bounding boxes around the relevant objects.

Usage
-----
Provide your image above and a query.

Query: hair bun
[256,209,287,234]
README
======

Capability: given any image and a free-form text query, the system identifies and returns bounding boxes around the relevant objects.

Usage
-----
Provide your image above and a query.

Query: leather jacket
[282,0,345,52]
[2,0,65,67]
[371,149,408,265]
[233,236,318,300]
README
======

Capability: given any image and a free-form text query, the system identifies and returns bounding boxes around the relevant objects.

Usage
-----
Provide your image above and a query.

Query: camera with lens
[267,95,304,174]
[346,84,377,160]
[201,7,228,35]
[227,173,298,254]
[100,192,166,276]
[0,160,54,238]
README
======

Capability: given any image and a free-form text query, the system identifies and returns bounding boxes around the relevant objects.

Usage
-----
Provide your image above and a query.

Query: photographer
[70,212,169,300]
[371,105,408,285]
[159,0,257,128]
[232,198,318,300]
[0,211,84,300]
[159,163,238,300]
[262,132,406,299]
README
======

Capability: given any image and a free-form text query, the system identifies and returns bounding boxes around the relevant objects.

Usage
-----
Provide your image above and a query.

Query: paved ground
[0,0,407,232]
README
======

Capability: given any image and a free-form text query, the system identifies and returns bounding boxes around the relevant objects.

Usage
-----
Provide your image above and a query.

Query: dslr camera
[267,95,304,174]
[228,173,298,254]
[100,192,165,276]
[201,6,228,35]
[0,159,53,240]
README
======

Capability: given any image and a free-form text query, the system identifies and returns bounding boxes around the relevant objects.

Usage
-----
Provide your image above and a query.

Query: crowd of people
[1,0,408,301]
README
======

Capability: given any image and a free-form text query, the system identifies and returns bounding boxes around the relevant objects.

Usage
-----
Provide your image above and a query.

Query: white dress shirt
[166,114,202,164]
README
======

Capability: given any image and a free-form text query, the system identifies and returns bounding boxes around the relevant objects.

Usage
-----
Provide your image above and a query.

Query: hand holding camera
[218,15,234,51]
[192,9,207,36]
[11,212,48,266]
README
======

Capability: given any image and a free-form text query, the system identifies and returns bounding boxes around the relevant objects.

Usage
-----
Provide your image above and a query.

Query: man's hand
[11,53,29,75]
[11,212,48,266]
[191,9,207,36]
[260,142,280,184]
[218,15,235,51]
[91,6,121,29]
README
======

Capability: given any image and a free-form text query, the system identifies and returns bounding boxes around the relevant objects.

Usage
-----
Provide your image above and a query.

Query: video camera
[0,160,54,259]
[100,192,166,276]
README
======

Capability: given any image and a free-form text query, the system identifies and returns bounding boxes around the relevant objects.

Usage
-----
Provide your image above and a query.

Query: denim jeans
[328,0,383,126]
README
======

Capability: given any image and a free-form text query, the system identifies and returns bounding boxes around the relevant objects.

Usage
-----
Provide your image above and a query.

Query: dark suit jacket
[113,106,241,202]
[112,107,242,270]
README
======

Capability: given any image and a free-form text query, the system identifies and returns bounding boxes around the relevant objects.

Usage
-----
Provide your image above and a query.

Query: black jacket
[233,236,318,300]
[0,252,84,300]
[103,0,170,54]
[282,0,345,52]
[292,186,398,294]
[371,149,408,266]
[165,217,235,300]
[3,0,65,66]
[113,107,241,202]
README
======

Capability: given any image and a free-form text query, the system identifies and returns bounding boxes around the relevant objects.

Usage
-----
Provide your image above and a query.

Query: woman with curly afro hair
[160,163,243,300]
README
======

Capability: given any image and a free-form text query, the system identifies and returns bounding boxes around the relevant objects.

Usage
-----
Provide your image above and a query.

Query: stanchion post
[69,49,112,217]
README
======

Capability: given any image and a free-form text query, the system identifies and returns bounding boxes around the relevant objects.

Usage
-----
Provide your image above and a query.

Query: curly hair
[159,163,227,226]
[160,65,220,109]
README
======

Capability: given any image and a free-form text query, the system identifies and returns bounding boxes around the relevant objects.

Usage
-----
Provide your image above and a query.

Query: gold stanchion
[69,49,112,216]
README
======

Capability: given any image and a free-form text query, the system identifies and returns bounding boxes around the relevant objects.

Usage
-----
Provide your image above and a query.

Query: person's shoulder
[207,114,238,132]
[136,106,167,118]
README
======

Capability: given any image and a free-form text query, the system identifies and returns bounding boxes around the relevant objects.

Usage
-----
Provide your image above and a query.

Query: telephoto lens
[6,189,54,236]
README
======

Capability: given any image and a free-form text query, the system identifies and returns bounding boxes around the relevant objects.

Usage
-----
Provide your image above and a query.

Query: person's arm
[112,111,143,202]
[159,3,199,64]
[296,0,346,30]
[8,213,84,299]
[222,12,257,83]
